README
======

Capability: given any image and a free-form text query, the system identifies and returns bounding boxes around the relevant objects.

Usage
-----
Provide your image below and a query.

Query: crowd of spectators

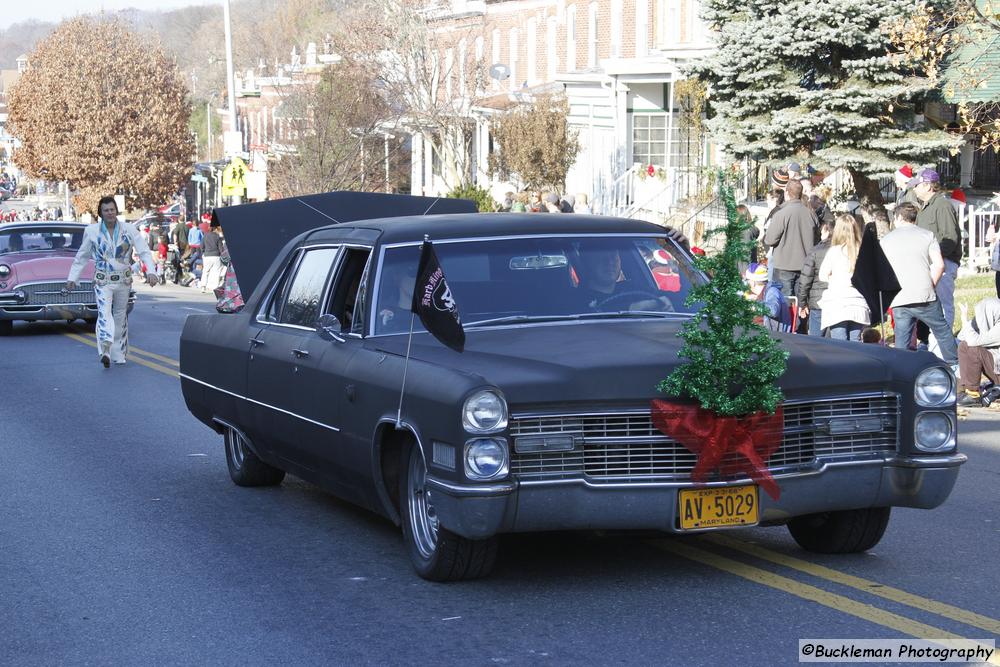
[754,161,999,408]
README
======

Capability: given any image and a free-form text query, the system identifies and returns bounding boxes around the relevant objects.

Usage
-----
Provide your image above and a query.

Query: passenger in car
[377,262,418,333]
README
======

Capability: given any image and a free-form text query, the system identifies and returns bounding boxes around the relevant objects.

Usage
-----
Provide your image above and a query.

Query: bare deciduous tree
[489,94,580,191]
[267,61,408,197]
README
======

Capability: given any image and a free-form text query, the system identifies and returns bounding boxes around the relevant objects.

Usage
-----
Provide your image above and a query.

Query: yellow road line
[73,329,180,367]
[702,533,1000,636]
[652,540,1000,665]
[62,332,179,378]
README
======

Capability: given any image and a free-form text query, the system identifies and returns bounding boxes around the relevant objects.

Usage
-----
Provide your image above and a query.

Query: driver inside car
[575,246,673,312]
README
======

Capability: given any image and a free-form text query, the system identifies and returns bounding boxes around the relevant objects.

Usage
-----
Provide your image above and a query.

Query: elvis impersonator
[65,196,159,368]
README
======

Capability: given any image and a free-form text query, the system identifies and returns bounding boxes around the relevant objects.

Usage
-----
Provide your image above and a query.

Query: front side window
[273,247,340,327]
[373,235,704,335]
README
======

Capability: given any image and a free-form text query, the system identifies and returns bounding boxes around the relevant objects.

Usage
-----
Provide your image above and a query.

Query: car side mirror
[317,313,345,342]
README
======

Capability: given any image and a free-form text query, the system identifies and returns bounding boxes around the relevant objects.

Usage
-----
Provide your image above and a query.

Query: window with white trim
[547,16,558,79]
[635,0,649,57]
[588,3,598,68]
[611,0,623,56]
[509,28,519,90]
[632,114,667,166]
[566,4,577,72]
[527,17,537,85]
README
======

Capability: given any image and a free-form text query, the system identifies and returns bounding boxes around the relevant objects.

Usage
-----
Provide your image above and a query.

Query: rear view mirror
[317,314,344,342]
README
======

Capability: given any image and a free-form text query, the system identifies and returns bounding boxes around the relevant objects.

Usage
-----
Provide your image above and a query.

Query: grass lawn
[877,273,996,344]
[955,274,998,323]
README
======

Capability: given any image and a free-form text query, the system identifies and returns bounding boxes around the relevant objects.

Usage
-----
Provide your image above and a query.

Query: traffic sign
[221,157,248,197]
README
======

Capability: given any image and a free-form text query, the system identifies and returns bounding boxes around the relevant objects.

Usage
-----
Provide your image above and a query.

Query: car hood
[0,251,93,285]
[367,319,914,406]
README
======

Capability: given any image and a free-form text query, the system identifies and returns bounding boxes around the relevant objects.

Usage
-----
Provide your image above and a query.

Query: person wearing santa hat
[894,165,920,207]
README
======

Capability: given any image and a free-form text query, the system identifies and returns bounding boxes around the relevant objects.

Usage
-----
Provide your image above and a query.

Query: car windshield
[373,235,705,335]
[0,227,84,254]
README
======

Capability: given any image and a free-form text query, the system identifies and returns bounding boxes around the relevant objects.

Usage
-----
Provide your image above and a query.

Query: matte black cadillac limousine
[179,193,964,581]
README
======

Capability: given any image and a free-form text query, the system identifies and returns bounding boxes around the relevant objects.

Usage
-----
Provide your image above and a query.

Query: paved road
[2,285,999,666]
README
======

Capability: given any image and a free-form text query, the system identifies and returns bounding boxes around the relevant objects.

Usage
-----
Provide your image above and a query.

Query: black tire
[787,507,891,554]
[0,320,12,336]
[82,318,97,332]
[399,444,498,581]
[224,426,285,487]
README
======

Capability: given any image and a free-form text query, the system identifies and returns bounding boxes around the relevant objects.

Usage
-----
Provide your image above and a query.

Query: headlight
[0,264,10,279]
[914,412,955,452]
[462,389,508,433]
[914,367,954,407]
[464,438,509,481]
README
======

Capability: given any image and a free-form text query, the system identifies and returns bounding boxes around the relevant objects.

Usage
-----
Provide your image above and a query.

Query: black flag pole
[396,234,466,427]
[395,234,428,429]
[395,310,416,429]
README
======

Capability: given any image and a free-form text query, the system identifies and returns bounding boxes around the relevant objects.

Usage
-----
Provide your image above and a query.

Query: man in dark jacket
[796,219,833,336]
[914,169,962,331]
[763,178,818,297]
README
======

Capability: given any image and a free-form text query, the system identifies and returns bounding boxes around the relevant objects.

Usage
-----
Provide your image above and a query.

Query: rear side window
[276,247,340,327]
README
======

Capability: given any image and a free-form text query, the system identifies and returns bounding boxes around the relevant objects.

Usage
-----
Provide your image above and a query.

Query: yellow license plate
[678,485,759,530]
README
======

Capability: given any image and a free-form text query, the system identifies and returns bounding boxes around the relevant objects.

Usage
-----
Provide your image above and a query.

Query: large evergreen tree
[692,0,963,203]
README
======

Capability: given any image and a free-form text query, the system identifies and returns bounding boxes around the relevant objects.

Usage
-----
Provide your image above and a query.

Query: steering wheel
[596,290,673,311]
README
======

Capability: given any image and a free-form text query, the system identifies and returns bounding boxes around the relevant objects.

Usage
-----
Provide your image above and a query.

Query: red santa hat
[950,188,966,204]
[897,165,913,179]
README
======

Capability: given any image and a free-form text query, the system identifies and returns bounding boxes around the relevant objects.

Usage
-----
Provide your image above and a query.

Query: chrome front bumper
[0,303,99,321]
[426,453,966,539]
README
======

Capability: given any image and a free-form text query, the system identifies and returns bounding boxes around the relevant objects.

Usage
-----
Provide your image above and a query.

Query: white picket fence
[961,204,1000,271]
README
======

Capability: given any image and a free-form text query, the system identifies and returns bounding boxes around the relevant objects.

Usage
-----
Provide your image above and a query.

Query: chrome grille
[20,282,95,305]
[510,395,899,483]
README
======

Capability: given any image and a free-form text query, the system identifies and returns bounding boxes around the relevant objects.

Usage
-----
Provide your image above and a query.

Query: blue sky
[1,0,216,29]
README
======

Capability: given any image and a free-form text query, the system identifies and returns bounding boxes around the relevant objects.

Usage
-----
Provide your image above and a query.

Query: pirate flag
[411,240,465,352]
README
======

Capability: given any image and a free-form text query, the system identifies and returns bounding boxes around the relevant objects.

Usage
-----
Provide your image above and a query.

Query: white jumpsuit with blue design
[68,221,156,363]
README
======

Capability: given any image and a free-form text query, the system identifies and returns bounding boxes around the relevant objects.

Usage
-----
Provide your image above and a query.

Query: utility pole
[206,98,212,162]
[223,0,237,142]
[222,0,240,204]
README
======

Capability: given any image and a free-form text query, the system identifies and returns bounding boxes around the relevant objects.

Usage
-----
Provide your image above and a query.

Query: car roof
[305,213,667,244]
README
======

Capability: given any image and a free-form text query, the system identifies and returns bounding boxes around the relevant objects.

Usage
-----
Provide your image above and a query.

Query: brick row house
[410,0,716,217]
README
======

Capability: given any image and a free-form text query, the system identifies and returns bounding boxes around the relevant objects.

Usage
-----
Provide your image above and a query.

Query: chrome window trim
[256,244,342,328]
[179,373,341,432]
[369,232,694,337]
[322,243,373,336]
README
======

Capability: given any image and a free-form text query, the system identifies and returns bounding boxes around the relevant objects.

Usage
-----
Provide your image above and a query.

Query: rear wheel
[787,507,891,553]
[399,444,498,581]
[82,318,97,331]
[0,320,12,336]
[224,426,285,487]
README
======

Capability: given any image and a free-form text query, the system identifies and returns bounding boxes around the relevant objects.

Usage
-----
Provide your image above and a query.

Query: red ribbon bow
[647,164,656,177]
[650,399,784,500]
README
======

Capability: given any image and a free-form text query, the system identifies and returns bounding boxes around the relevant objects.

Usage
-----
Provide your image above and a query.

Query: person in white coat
[65,196,158,367]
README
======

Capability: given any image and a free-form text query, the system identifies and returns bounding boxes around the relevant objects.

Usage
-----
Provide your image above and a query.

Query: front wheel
[224,426,285,487]
[399,444,498,581]
[787,507,891,553]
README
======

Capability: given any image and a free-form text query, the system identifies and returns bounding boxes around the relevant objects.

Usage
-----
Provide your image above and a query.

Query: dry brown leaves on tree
[7,17,194,214]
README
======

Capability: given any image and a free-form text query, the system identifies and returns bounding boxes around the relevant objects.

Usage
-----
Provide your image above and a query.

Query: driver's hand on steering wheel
[629,295,674,312]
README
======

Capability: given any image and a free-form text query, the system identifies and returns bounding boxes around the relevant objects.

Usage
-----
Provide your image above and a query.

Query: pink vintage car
[0,222,133,335]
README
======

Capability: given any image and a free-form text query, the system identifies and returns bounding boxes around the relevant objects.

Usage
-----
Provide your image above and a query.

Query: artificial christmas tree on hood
[653,176,789,499]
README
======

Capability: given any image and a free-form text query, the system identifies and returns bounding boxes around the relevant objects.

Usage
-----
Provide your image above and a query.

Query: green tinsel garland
[657,174,789,417]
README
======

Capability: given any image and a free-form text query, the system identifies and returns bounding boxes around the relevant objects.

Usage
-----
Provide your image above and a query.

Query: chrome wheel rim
[407,450,439,559]
[227,428,246,470]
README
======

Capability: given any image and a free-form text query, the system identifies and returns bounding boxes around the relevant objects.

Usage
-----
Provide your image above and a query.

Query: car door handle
[292,349,310,358]
[249,338,265,347]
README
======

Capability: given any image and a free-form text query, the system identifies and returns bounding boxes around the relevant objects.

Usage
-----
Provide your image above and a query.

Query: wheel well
[377,424,416,525]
